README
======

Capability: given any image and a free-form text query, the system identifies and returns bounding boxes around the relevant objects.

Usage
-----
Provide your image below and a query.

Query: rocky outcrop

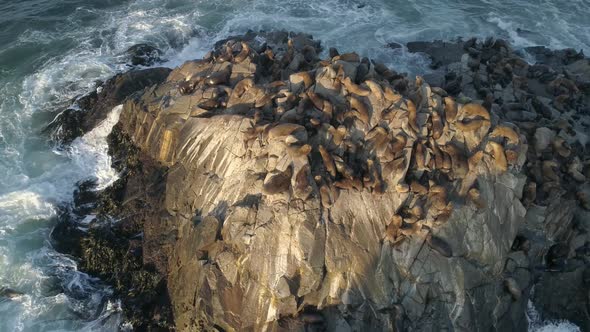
[45,67,171,144]
[407,37,590,330]
[51,32,590,331]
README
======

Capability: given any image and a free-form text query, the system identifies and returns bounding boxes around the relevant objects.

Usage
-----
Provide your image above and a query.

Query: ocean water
[0,0,588,330]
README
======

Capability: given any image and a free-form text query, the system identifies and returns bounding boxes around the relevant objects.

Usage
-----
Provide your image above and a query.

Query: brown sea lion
[341,76,371,96]
[318,145,337,178]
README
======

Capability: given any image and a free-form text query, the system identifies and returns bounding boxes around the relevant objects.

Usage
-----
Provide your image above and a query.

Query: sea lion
[426,233,452,257]
[399,222,422,237]
[384,86,402,103]
[511,235,531,253]
[268,123,307,141]
[541,160,560,182]
[178,80,195,95]
[485,141,508,173]
[287,144,312,159]
[410,180,428,196]
[334,178,355,190]
[414,142,426,170]
[552,137,571,158]
[306,89,325,111]
[290,71,314,90]
[348,96,370,124]
[263,168,293,195]
[468,188,486,209]
[215,44,234,62]
[335,52,360,63]
[455,118,489,132]
[293,165,313,200]
[443,97,457,123]
[438,143,470,178]
[490,125,520,146]
[431,110,444,140]
[504,278,522,301]
[365,80,384,100]
[341,77,371,96]
[334,156,355,179]
[322,100,334,120]
[568,157,586,182]
[318,145,337,178]
[234,41,251,63]
[320,184,335,207]
[395,183,410,193]
[390,134,407,153]
[407,100,419,135]
[365,126,389,149]
[205,67,231,86]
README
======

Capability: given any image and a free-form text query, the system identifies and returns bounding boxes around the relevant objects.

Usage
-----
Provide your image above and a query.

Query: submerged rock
[125,44,163,67]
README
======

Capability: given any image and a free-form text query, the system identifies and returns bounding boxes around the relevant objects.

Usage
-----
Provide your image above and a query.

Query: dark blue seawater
[0,0,588,330]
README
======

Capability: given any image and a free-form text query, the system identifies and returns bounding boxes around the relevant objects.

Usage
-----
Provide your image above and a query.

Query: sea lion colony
[156,33,528,248]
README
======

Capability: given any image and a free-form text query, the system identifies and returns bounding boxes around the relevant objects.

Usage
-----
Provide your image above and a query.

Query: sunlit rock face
[115,31,533,331]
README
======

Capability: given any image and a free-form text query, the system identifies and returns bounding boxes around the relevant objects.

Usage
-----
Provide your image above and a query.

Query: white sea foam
[528,300,581,332]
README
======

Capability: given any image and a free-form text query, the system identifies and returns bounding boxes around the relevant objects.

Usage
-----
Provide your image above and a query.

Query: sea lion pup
[504,278,522,301]
[443,97,458,123]
[290,71,314,91]
[468,188,486,209]
[347,96,370,124]
[426,233,452,257]
[485,141,508,174]
[318,145,337,178]
[341,76,371,96]
[406,100,420,135]
[541,160,560,182]
[490,125,520,146]
[233,41,251,63]
[263,167,293,195]
[384,85,402,103]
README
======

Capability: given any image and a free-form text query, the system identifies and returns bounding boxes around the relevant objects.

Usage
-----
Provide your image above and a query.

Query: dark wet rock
[125,43,163,67]
[406,39,465,69]
[44,67,171,145]
[385,42,402,50]
[524,46,585,67]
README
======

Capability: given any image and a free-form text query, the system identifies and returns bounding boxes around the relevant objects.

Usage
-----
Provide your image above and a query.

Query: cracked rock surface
[51,31,590,331]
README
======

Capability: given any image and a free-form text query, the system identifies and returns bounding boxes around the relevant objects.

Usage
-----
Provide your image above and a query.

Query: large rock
[53,32,590,331]
[109,32,533,331]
